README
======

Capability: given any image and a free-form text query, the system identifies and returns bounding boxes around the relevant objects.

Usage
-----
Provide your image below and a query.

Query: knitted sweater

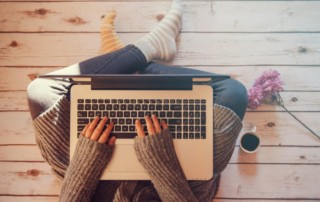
[33,96,242,201]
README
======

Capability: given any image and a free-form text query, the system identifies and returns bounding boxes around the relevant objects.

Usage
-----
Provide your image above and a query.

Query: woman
[27,0,247,201]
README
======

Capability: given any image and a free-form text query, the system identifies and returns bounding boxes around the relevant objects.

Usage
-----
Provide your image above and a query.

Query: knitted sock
[99,10,124,54]
[133,0,182,62]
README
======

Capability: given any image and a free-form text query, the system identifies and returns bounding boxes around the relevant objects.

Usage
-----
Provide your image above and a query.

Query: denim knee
[213,78,248,120]
[27,78,68,120]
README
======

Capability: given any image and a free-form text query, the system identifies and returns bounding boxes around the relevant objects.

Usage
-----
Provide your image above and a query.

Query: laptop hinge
[91,76,193,90]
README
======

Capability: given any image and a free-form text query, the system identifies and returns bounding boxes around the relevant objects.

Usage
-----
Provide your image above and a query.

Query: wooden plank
[242,112,320,146]
[247,92,320,112]
[0,162,61,195]
[1,66,320,91]
[216,164,320,199]
[0,67,60,91]
[1,111,319,146]
[0,145,43,162]
[0,197,58,202]
[0,91,28,111]
[1,1,319,32]
[214,200,320,202]
[1,144,320,165]
[1,162,319,199]
[0,112,36,145]
[2,91,320,112]
[230,147,320,164]
[191,66,320,91]
[1,33,320,66]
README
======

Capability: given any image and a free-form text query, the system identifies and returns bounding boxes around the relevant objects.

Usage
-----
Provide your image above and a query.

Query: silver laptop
[41,74,229,180]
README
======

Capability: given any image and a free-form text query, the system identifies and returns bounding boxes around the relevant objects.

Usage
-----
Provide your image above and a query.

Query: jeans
[27,45,248,121]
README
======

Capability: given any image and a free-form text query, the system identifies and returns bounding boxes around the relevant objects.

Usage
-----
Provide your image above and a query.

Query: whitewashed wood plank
[230,147,320,164]
[243,112,320,146]
[1,144,319,164]
[1,66,319,92]
[191,66,320,91]
[214,199,320,202]
[0,162,61,195]
[0,91,28,111]
[0,67,60,91]
[0,145,43,162]
[1,112,319,146]
[0,112,35,145]
[216,164,320,199]
[2,91,320,112]
[1,1,319,32]
[1,33,320,66]
[247,92,320,112]
[1,162,319,199]
[0,197,58,202]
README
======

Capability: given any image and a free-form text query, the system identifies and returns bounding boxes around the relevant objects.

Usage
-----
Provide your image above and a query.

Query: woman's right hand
[81,116,116,145]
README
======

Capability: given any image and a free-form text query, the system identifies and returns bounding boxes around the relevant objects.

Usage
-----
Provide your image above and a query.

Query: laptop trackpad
[108,144,145,172]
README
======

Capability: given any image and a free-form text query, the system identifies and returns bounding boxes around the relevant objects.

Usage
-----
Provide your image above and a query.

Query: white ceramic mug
[240,123,260,153]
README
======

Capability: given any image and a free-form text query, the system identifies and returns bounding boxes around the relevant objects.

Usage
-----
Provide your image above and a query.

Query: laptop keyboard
[77,99,207,139]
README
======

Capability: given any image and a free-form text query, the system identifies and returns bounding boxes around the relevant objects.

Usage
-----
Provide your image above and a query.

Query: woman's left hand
[81,116,116,145]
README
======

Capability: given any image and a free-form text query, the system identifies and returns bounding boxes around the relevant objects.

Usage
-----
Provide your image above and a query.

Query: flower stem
[276,92,320,140]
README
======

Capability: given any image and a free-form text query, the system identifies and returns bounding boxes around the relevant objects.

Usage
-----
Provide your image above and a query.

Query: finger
[135,119,145,137]
[91,116,108,141]
[145,115,156,135]
[161,120,168,129]
[85,116,100,138]
[152,114,161,134]
[98,122,114,143]
[81,123,90,137]
[108,136,116,146]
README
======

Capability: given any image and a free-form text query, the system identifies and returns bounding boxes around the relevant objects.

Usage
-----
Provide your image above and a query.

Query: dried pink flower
[248,69,284,109]
[248,85,264,109]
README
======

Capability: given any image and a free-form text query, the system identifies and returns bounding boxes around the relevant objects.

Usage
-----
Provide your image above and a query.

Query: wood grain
[1,33,320,66]
[1,1,319,32]
[0,197,58,202]
[1,162,319,199]
[242,112,320,146]
[216,164,320,199]
[0,112,35,145]
[230,147,320,164]
[0,162,61,195]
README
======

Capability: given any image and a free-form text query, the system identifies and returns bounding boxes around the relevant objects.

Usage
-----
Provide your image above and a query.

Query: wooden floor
[1,0,320,201]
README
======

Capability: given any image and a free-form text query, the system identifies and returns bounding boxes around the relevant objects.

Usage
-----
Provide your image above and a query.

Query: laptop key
[112,133,136,139]
[170,105,182,111]
[129,125,136,132]
[78,111,87,117]
[168,119,182,125]
[78,118,89,124]
[92,104,98,110]
[89,111,94,117]
[78,104,84,110]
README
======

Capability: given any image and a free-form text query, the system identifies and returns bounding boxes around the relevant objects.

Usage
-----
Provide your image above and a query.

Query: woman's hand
[81,116,116,145]
[135,114,168,137]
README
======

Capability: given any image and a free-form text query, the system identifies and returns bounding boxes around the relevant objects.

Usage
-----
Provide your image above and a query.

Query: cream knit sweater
[33,96,242,201]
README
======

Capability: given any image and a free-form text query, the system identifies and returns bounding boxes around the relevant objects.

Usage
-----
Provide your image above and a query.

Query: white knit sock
[133,0,182,62]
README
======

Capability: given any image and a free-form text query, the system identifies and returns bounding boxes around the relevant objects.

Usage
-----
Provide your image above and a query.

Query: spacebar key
[112,133,136,139]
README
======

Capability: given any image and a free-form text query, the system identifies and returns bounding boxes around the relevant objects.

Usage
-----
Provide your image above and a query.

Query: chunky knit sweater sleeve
[134,129,198,202]
[59,135,114,202]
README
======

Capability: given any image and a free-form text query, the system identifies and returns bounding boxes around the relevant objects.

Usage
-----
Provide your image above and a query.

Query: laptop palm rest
[107,144,145,172]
